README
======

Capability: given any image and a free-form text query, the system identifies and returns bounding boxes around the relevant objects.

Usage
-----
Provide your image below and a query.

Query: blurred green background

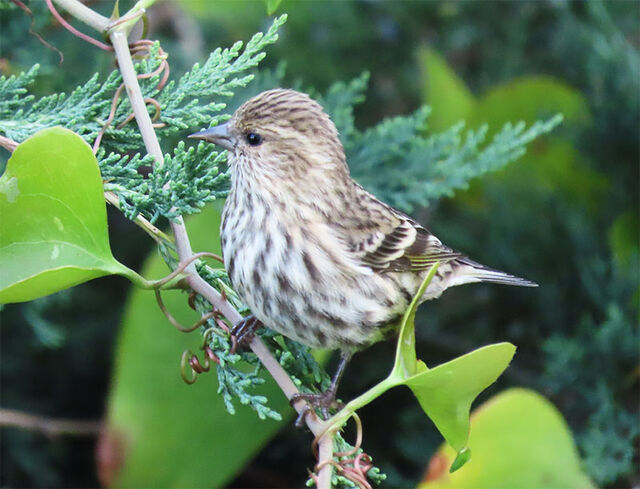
[1,0,638,487]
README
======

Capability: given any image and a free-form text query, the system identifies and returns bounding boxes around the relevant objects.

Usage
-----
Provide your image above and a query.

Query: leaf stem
[322,377,397,436]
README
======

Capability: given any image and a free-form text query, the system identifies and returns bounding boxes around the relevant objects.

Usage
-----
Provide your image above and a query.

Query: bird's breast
[220,189,409,349]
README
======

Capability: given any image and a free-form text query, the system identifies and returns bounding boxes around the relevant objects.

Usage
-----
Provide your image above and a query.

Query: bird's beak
[189,123,234,151]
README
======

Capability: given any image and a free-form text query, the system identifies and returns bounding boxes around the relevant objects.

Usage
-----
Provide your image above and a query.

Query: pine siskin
[190,89,536,398]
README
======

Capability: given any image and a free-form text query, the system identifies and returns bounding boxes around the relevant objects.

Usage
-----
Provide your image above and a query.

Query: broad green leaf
[0,127,137,304]
[468,76,592,136]
[391,267,516,466]
[513,140,608,210]
[419,388,595,489]
[329,267,515,473]
[418,48,476,131]
[103,205,294,488]
[402,343,516,454]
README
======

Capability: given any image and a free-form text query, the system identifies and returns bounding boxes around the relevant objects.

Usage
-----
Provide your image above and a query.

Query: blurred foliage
[321,73,562,212]
[419,388,594,489]
[416,27,638,487]
[1,0,638,488]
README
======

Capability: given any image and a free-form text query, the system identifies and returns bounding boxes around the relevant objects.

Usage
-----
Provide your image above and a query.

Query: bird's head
[189,89,349,185]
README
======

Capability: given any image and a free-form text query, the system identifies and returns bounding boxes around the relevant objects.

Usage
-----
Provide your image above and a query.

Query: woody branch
[50,0,337,487]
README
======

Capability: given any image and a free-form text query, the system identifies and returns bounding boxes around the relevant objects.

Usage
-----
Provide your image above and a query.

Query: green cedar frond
[101,142,229,223]
[0,64,38,118]
[156,14,288,134]
[0,67,121,143]
[353,114,563,212]
[317,71,370,140]
[543,305,639,484]
[329,75,563,212]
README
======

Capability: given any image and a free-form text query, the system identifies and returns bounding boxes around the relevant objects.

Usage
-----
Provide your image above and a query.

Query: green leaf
[390,265,516,462]
[448,447,471,474]
[419,388,595,489]
[402,343,516,455]
[0,127,137,304]
[327,265,515,473]
[418,48,476,131]
[103,205,293,488]
[468,76,592,135]
[266,0,283,14]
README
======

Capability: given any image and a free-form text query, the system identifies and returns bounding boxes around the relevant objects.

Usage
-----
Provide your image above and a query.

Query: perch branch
[51,1,337,485]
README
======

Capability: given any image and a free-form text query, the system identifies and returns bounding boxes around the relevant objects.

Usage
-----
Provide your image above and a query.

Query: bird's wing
[357,219,460,272]
[343,199,461,273]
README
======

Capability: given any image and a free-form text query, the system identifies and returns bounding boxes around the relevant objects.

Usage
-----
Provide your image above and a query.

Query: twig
[93,42,168,153]
[0,408,102,437]
[317,431,337,488]
[0,135,18,152]
[50,1,337,485]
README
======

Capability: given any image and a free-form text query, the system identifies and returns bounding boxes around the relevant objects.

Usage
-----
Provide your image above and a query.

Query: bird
[189,88,537,410]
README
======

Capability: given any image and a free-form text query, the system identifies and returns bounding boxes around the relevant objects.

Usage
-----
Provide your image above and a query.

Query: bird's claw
[230,315,262,352]
[290,390,344,427]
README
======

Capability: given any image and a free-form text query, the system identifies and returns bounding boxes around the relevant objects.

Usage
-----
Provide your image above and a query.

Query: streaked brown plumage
[191,89,537,353]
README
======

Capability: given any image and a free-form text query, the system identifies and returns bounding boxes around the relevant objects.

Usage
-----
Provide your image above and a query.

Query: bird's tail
[448,256,538,288]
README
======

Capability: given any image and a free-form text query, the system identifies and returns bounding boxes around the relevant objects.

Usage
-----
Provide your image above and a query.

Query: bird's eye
[245,132,263,146]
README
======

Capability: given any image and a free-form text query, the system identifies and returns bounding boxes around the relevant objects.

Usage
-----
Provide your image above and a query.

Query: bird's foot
[290,389,344,427]
[230,315,262,352]
[289,351,352,427]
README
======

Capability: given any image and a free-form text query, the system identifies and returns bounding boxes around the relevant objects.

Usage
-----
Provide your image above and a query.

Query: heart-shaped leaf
[390,269,516,471]
[327,266,516,473]
[0,127,137,303]
[402,343,516,457]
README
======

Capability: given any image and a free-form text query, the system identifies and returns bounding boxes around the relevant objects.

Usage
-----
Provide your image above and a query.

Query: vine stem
[52,1,336,486]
